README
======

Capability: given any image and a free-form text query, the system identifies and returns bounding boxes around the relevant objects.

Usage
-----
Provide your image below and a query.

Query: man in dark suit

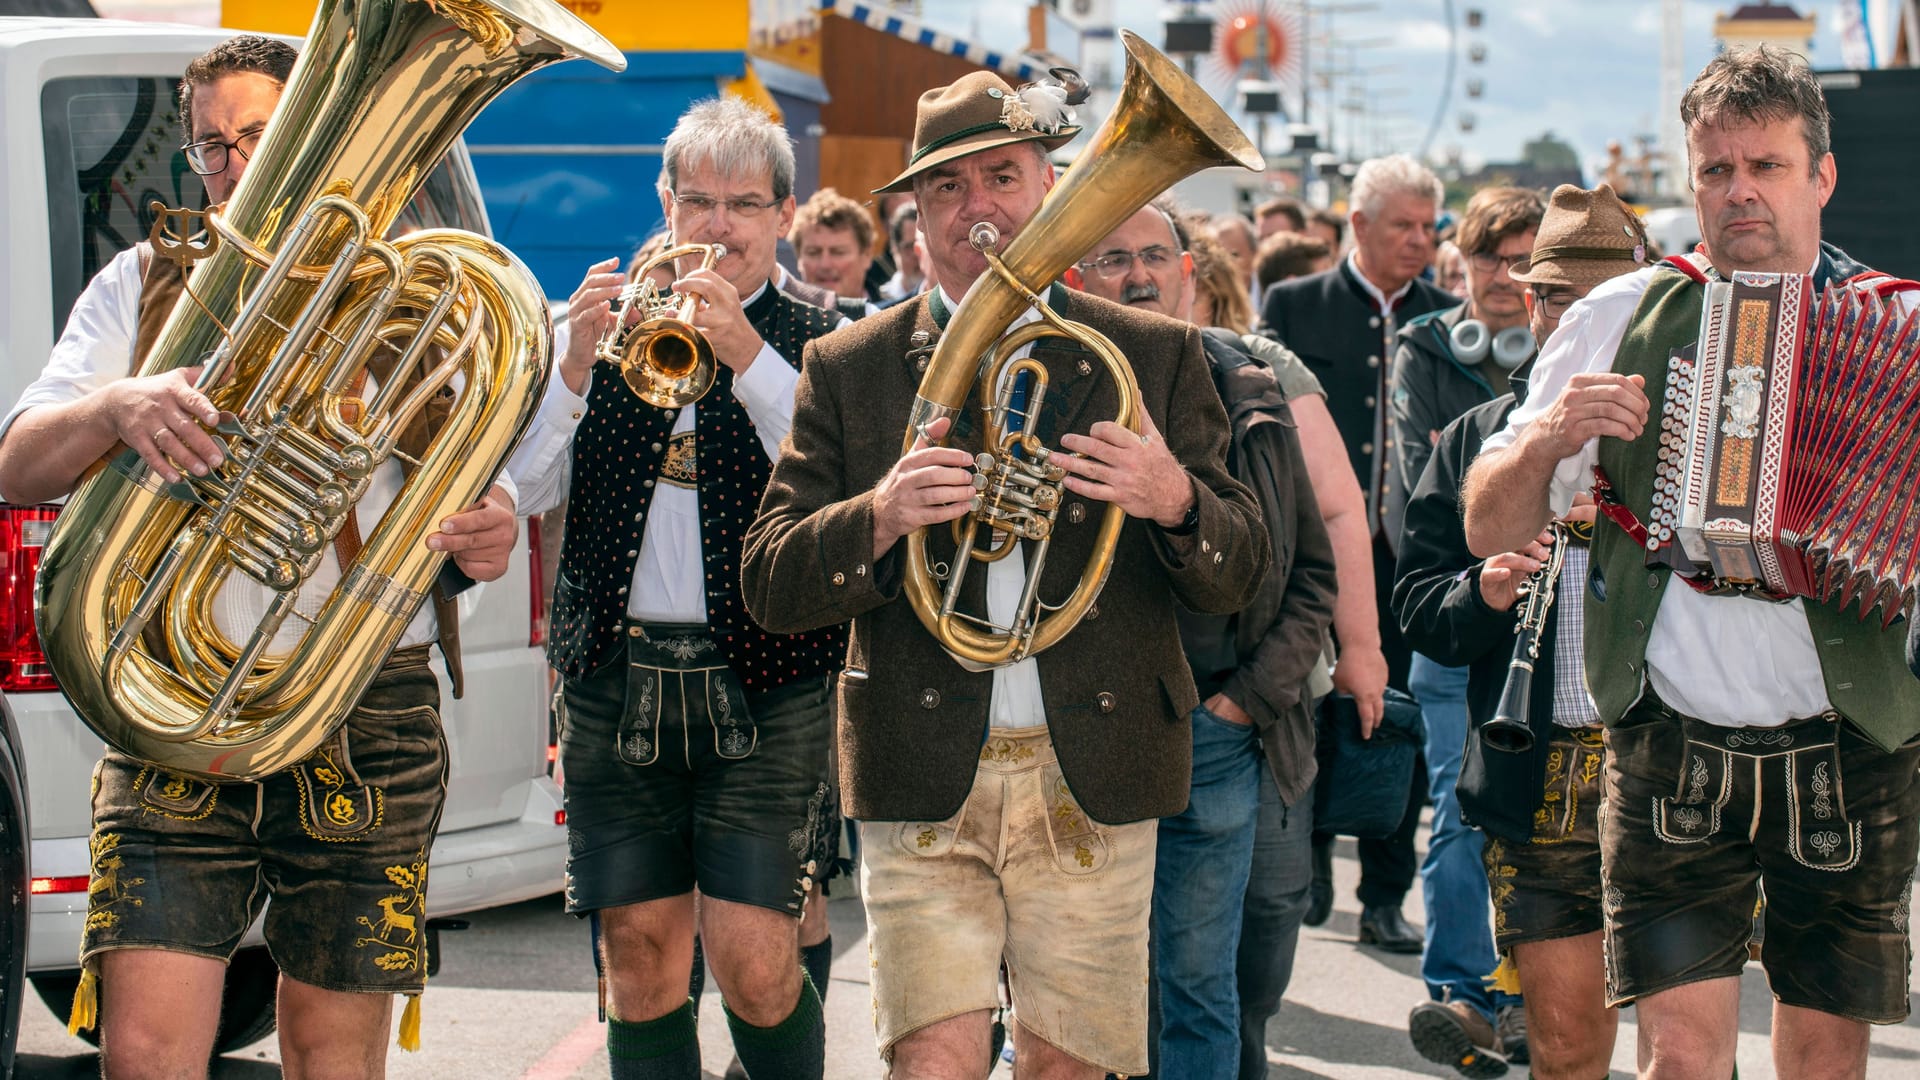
[742,71,1266,1079]
[1260,154,1455,951]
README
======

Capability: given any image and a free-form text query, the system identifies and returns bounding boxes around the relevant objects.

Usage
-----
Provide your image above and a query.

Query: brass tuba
[596,242,725,408]
[33,0,623,781]
[903,29,1264,670]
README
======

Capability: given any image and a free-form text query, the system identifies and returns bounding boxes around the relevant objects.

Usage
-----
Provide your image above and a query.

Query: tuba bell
[33,0,623,781]
[902,29,1265,670]
[596,242,726,408]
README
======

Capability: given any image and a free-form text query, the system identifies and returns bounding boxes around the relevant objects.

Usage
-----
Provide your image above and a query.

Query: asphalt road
[13,834,1920,1077]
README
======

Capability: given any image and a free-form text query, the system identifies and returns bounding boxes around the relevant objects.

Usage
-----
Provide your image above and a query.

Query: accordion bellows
[1646,271,1920,623]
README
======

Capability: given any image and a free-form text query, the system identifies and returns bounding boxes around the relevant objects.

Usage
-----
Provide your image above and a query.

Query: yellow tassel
[397,993,422,1052]
[67,968,98,1036]
[1484,955,1524,996]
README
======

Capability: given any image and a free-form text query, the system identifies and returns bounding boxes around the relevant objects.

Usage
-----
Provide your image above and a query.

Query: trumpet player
[507,96,845,1079]
[0,35,521,1079]
[741,68,1266,1079]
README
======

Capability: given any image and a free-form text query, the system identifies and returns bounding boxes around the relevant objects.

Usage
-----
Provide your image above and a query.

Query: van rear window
[40,76,205,338]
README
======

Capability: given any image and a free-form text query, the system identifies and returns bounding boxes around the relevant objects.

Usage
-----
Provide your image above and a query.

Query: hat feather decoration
[1006,80,1075,135]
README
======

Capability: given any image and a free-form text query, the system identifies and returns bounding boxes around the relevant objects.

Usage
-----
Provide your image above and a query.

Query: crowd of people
[4,27,1919,1080]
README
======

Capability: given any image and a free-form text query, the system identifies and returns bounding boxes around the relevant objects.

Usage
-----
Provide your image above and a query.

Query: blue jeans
[1152,704,1262,1079]
[1235,765,1314,1080]
[1409,653,1516,1021]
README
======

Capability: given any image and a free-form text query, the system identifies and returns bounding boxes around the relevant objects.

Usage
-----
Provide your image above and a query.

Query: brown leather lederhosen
[131,242,467,695]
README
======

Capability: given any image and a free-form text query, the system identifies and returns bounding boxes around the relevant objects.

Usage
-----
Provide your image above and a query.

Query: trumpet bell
[618,317,717,408]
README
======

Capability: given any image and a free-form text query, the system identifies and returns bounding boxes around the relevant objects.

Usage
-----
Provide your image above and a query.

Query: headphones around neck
[1450,318,1535,370]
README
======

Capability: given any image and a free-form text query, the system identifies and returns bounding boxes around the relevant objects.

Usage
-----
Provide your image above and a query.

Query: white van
[0,16,566,1050]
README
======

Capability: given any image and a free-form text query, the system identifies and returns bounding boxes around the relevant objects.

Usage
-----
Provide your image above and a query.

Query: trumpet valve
[1032,486,1060,511]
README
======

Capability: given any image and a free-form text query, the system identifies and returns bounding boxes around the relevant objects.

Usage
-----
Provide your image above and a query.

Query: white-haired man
[1258,153,1454,953]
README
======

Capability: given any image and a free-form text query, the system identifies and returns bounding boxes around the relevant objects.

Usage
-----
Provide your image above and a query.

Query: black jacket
[1387,304,1519,546]
[1260,259,1456,549]
[1183,329,1338,806]
[1391,390,1564,842]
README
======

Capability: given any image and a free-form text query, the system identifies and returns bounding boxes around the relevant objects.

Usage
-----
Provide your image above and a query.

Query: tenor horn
[34,0,623,781]
[903,30,1264,670]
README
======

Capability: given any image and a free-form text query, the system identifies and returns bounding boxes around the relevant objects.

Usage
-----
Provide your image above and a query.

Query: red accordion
[1642,267,1920,622]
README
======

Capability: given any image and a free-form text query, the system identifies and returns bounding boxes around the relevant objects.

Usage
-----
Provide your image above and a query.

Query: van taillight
[527,515,547,648]
[0,505,59,692]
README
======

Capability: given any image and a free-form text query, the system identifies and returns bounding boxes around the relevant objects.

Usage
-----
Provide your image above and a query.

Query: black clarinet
[1482,522,1571,755]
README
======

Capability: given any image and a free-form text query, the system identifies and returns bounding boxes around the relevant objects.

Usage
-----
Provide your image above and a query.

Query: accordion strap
[1590,465,1718,596]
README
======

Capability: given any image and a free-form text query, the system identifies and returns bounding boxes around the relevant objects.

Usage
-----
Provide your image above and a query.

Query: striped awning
[819,0,1044,84]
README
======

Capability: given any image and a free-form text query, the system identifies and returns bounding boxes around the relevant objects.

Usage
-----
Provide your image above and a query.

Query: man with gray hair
[1259,153,1455,954]
[508,95,844,1078]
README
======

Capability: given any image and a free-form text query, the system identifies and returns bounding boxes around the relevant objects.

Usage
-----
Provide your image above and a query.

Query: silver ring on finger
[153,426,171,442]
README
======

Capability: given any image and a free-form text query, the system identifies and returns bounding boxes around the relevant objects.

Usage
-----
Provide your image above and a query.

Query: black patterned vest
[548,285,847,690]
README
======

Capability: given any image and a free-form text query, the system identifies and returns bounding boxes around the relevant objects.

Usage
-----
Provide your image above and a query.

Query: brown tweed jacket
[742,289,1268,824]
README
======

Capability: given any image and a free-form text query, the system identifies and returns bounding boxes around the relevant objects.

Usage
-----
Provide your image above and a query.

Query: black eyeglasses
[1531,287,1580,319]
[1467,251,1529,274]
[1079,246,1177,281]
[182,129,265,176]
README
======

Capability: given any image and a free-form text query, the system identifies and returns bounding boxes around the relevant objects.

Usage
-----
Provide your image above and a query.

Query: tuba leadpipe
[596,242,725,408]
[1482,521,1572,755]
[34,0,623,782]
[902,29,1265,670]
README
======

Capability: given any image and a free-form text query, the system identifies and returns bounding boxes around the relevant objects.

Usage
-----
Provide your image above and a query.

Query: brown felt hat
[1509,183,1650,289]
[874,70,1082,194]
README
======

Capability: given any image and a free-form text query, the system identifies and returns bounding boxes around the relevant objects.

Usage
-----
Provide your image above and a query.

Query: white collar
[1347,251,1412,314]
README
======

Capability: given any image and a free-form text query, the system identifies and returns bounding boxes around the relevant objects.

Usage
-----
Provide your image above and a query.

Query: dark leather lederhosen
[132,243,468,694]
[547,284,847,690]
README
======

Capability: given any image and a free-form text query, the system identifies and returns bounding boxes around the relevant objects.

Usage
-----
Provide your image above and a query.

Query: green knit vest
[1586,267,1920,751]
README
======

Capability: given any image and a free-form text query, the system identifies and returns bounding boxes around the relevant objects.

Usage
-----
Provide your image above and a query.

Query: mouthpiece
[969,222,1001,252]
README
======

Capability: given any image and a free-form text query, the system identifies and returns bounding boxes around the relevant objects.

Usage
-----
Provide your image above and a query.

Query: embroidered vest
[548,286,847,689]
[132,243,469,693]
[1586,264,1920,750]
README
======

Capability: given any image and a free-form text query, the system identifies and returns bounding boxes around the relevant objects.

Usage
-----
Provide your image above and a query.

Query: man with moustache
[1465,48,1920,1078]
[509,96,845,1079]
[1261,153,1455,951]
[1075,201,1337,1077]
[0,35,520,1078]
[742,71,1266,1078]
[1395,184,1649,1079]
[1385,185,1545,1066]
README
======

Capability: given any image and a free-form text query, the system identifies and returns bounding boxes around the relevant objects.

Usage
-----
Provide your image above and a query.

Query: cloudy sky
[919,0,1847,179]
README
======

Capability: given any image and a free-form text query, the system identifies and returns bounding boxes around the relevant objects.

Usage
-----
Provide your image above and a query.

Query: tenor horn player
[0,36,518,1075]
[742,66,1267,1077]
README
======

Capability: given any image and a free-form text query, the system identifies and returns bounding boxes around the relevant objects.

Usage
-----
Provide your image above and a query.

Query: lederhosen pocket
[136,766,219,821]
[293,723,387,842]
[617,623,756,766]
[1653,737,1733,845]
[1780,728,1861,871]
[1040,765,1112,876]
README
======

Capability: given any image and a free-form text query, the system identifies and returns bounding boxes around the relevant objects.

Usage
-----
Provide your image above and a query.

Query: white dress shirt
[1479,261,1912,727]
[0,246,513,653]
[507,281,811,622]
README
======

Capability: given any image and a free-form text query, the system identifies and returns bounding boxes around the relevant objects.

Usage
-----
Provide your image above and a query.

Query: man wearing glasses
[0,35,520,1078]
[508,96,843,1079]
[1384,185,1546,1073]
[1075,202,1339,1079]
